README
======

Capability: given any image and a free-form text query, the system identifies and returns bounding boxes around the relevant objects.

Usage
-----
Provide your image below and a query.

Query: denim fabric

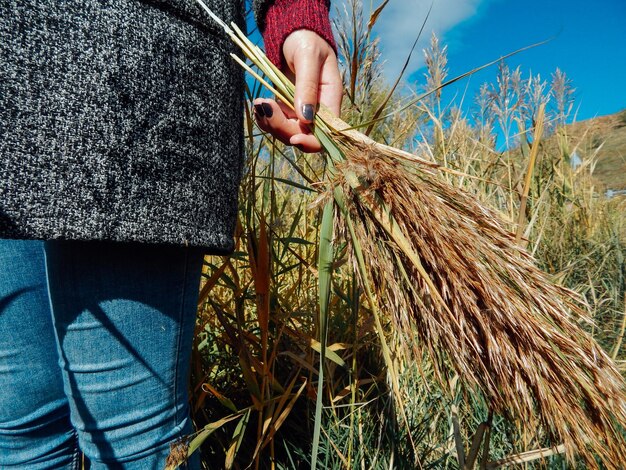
[0,239,204,469]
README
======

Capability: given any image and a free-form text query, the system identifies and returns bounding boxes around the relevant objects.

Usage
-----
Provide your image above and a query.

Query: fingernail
[302,104,315,121]
[253,104,265,118]
[261,103,273,118]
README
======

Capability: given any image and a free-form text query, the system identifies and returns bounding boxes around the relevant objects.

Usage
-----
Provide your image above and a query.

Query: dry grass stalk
[196,3,626,467]
[327,126,626,468]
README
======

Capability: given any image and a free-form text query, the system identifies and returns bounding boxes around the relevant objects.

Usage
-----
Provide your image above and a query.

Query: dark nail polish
[261,103,273,118]
[253,104,265,118]
[302,104,315,121]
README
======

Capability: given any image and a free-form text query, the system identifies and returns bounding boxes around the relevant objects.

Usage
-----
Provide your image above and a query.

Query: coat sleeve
[252,0,336,69]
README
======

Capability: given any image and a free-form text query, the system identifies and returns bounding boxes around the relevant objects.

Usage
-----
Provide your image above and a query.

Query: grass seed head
[331,129,626,469]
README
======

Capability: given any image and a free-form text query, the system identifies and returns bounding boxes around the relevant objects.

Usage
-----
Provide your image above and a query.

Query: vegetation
[170,2,626,468]
[565,110,626,192]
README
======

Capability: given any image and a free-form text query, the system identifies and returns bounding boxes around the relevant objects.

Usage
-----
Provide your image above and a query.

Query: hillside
[567,110,626,191]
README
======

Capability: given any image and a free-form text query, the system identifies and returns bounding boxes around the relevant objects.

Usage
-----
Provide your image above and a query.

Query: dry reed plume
[328,127,626,468]
[196,2,626,467]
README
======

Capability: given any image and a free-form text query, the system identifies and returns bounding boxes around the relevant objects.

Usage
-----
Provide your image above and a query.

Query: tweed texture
[1,0,246,253]
[0,0,333,253]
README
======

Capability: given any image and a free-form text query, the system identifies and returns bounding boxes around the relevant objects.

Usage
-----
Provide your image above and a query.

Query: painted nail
[302,104,315,121]
[253,104,265,117]
[261,103,273,118]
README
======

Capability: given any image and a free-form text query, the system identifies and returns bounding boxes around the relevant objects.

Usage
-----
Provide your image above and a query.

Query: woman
[0,0,341,467]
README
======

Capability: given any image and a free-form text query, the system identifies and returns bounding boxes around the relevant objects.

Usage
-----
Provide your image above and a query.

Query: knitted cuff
[261,0,337,70]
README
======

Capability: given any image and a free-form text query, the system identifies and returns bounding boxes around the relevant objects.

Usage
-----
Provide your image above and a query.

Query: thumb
[292,50,323,125]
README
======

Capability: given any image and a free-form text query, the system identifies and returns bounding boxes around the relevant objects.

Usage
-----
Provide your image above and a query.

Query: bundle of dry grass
[196,2,626,467]
[330,134,626,468]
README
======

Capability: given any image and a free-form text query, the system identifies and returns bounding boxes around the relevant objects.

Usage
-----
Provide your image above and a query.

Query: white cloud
[332,0,486,84]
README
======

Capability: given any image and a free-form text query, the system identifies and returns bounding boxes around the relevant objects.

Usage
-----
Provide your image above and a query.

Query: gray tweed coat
[0,0,270,253]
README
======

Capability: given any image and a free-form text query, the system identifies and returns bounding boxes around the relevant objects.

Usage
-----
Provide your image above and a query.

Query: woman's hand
[253,29,342,153]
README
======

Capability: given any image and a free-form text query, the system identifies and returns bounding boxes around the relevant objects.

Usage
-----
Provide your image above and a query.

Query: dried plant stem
[516,103,546,245]
[612,294,626,360]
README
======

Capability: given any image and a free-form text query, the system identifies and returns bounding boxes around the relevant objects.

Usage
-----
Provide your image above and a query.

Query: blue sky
[357,0,626,122]
[247,0,625,123]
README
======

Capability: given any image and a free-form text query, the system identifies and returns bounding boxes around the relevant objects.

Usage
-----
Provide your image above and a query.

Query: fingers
[283,29,343,125]
[252,99,301,145]
[289,132,321,152]
[276,99,297,120]
[253,99,322,153]
[252,30,344,153]
[319,58,343,118]
[291,46,324,125]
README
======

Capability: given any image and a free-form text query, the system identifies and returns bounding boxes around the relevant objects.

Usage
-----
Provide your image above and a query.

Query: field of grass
[170,3,626,469]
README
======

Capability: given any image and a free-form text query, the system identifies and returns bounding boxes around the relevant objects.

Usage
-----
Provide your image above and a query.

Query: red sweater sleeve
[260,0,337,70]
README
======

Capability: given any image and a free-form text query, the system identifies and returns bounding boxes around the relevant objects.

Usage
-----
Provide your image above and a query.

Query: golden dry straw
[328,130,626,468]
[196,3,626,467]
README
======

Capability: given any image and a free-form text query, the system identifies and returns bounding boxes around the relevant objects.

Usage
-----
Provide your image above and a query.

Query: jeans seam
[70,429,81,470]
[43,243,82,470]
[173,247,190,435]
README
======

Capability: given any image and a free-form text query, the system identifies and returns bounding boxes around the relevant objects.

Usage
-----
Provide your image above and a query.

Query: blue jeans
[0,239,204,469]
